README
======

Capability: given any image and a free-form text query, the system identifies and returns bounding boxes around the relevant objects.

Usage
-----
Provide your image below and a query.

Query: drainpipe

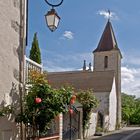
[19,0,26,139]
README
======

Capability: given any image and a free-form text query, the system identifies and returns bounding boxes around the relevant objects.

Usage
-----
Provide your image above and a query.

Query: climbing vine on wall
[76,90,98,137]
[0,105,13,117]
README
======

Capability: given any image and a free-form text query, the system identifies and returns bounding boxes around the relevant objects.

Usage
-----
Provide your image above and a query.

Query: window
[104,56,108,68]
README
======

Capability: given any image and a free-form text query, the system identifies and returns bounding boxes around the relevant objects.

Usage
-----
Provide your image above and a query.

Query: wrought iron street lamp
[44,0,64,32]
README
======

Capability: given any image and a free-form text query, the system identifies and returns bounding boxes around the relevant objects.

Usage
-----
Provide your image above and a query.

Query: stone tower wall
[93,50,122,126]
[94,50,119,72]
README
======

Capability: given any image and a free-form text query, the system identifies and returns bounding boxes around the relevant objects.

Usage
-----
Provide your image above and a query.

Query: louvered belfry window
[104,56,108,68]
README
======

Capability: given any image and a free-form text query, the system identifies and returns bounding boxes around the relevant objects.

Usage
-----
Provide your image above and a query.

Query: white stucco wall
[0,117,20,140]
[94,92,110,114]
[85,112,97,137]
[0,0,20,103]
[0,0,26,139]
[86,92,110,137]
[92,79,117,132]
[109,78,117,131]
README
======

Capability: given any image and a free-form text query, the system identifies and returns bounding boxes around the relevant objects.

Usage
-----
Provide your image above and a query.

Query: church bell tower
[93,20,122,126]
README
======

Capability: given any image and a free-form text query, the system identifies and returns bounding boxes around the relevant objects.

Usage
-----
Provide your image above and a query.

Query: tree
[121,92,140,125]
[29,32,41,64]
[16,71,73,138]
[121,93,136,124]
[129,98,140,124]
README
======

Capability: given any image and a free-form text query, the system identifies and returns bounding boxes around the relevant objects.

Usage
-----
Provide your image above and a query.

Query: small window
[104,56,108,68]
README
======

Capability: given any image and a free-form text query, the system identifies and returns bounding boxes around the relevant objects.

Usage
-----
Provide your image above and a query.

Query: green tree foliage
[129,98,140,124]
[76,90,98,137]
[29,32,41,64]
[122,93,140,125]
[16,71,72,136]
[122,93,136,124]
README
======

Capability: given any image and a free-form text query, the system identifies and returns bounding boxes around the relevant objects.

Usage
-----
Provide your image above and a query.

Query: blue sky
[27,0,140,97]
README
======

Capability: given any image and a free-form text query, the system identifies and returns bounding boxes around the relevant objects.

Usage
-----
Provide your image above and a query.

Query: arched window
[104,56,108,68]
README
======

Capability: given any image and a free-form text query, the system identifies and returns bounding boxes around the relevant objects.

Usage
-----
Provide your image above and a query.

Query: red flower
[35,97,42,104]
[70,95,76,104]
[69,109,73,114]
[70,99,75,104]
[71,95,76,100]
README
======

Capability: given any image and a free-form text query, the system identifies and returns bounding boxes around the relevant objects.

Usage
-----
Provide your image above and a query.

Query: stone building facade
[48,20,122,137]
[0,0,27,139]
[93,20,122,126]
[0,1,122,138]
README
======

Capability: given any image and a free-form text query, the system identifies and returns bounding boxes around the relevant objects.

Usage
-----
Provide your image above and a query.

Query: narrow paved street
[91,127,140,140]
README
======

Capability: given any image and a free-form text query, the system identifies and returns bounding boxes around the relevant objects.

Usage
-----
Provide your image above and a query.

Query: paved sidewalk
[85,127,140,140]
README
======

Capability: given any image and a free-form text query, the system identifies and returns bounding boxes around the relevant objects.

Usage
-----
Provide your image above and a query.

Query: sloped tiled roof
[47,70,115,92]
[93,20,120,53]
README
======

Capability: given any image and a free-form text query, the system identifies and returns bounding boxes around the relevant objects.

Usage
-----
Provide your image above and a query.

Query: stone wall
[94,50,119,72]
[93,49,122,125]
[85,112,97,137]
[0,0,20,103]
[85,92,110,137]
[94,92,110,114]
[0,0,23,139]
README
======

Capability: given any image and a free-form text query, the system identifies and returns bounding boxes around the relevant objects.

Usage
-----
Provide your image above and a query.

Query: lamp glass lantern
[45,8,60,32]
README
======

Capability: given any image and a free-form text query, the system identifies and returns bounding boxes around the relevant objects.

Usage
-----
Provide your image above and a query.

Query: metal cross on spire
[108,9,111,21]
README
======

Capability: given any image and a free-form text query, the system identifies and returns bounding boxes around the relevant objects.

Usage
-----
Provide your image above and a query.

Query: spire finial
[88,62,92,71]
[83,60,86,71]
[108,9,111,21]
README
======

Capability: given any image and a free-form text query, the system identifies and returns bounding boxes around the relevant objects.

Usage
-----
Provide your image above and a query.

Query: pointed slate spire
[93,20,121,56]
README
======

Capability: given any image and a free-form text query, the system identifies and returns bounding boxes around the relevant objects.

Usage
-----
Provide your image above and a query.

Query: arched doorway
[97,111,104,129]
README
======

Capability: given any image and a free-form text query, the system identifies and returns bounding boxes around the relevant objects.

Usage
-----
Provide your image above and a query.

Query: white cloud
[61,31,74,40]
[125,57,140,66]
[121,66,140,97]
[97,10,119,20]
[121,67,134,83]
